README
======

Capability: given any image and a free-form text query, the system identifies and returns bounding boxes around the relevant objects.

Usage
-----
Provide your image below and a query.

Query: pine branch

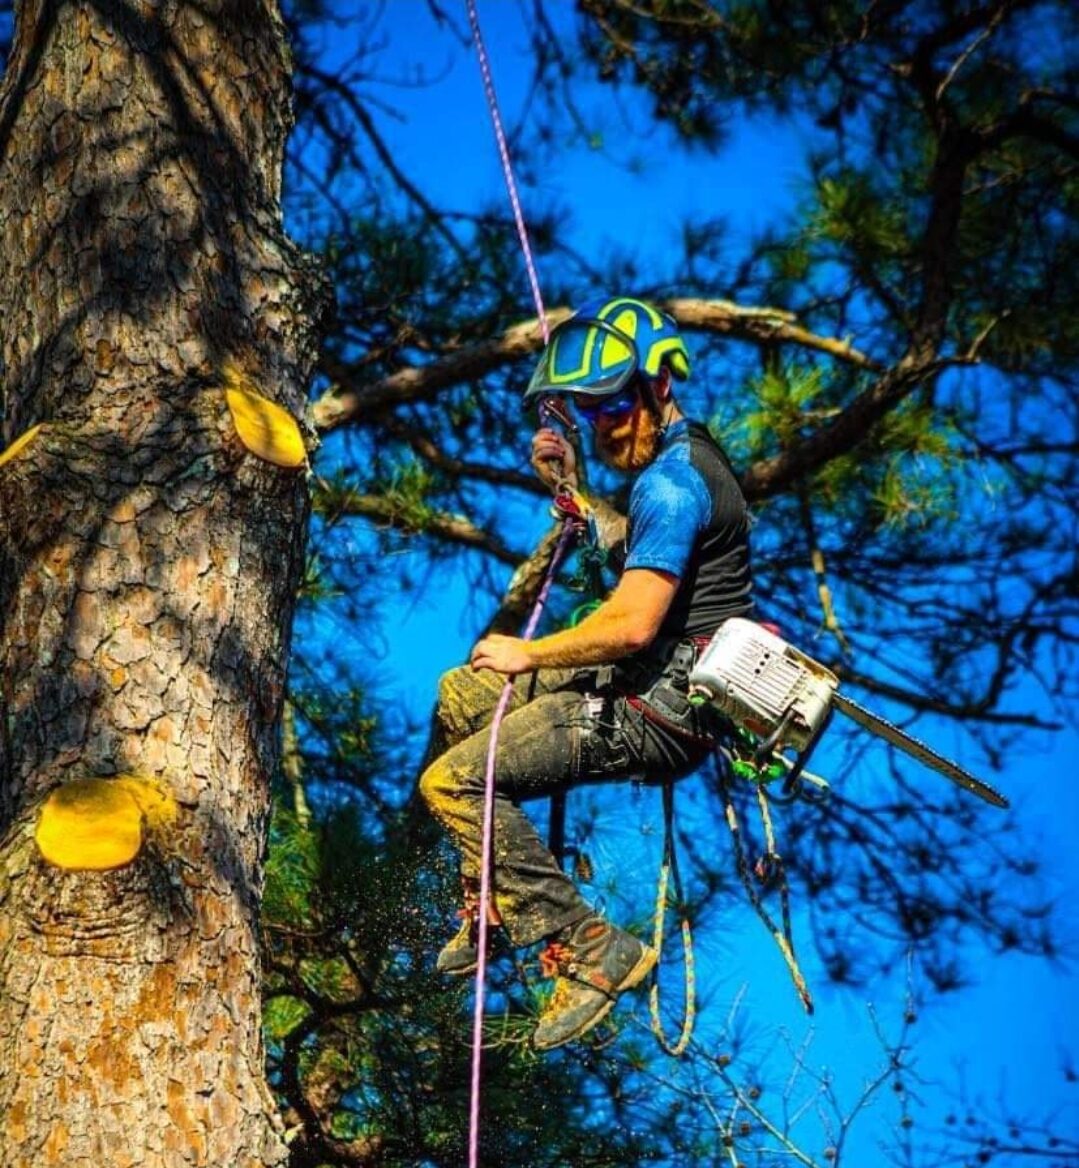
[311,300,881,431]
[311,311,572,430]
[740,354,941,499]
[663,297,883,372]
[979,104,1079,161]
[316,487,522,566]
[381,416,547,495]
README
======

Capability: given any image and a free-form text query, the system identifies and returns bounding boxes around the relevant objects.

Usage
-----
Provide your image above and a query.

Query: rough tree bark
[0,1,325,1165]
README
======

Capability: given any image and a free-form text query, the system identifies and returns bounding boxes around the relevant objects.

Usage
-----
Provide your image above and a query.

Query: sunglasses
[572,385,640,424]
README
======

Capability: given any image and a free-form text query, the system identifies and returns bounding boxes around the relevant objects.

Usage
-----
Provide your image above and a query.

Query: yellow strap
[648,783,697,1056]
[720,768,814,1014]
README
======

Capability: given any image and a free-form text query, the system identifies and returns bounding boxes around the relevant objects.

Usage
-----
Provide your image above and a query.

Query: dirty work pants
[418,662,714,948]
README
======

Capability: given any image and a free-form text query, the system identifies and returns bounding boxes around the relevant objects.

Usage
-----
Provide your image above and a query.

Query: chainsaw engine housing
[689,618,838,751]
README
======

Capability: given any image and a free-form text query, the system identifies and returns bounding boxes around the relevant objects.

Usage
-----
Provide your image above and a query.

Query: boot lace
[539,940,571,979]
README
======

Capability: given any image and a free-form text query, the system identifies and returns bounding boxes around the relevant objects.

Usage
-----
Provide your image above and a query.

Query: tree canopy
[256,1,1078,1162]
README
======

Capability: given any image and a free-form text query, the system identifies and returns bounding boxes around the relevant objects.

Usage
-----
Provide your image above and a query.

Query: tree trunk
[0,1,325,1164]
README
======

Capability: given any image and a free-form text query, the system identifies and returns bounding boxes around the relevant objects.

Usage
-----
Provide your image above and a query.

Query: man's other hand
[470,634,534,676]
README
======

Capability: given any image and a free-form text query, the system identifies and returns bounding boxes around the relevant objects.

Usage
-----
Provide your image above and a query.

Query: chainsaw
[688,618,1009,809]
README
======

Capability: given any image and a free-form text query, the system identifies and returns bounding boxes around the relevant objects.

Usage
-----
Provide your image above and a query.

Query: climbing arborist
[419,295,755,1051]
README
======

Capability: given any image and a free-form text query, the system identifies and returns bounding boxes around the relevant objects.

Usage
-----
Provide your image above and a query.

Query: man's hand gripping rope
[471,403,598,677]
[531,408,602,563]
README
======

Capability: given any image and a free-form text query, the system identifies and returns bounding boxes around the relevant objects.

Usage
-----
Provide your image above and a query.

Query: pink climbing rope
[464,4,567,1163]
[468,524,574,1167]
[465,0,550,344]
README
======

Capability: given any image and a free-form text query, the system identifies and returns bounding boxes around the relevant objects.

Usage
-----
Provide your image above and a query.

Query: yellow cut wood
[115,774,178,831]
[223,364,306,468]
[34,775,178,871]
[0,423,43,470]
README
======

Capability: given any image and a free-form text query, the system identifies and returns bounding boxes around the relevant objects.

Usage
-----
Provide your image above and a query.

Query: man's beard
[596,406,663,471]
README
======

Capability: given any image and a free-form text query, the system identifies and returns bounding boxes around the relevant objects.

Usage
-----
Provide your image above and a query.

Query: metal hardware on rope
[648,780,697,1056]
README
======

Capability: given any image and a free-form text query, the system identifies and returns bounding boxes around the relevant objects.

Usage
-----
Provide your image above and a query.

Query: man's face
[575,384,663,472]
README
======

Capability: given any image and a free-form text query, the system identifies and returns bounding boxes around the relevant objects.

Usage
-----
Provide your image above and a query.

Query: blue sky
[299,1,1078,1159]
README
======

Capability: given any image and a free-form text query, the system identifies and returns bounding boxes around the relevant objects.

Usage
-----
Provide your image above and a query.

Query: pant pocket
[572,694,644,779]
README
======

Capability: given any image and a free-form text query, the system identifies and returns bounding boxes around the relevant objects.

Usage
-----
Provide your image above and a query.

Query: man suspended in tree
[420,296,755,1050]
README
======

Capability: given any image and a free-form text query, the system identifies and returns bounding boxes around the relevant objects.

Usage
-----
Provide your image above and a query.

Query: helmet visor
[524,317,640,407]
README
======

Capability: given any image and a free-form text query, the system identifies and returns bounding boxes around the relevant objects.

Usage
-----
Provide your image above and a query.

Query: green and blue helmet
[524,296,690,410]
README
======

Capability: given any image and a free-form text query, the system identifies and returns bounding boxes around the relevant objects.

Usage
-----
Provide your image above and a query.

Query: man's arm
[470,568,679,675]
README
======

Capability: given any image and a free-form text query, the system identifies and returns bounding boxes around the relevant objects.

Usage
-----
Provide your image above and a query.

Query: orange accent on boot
[539,941,571,979]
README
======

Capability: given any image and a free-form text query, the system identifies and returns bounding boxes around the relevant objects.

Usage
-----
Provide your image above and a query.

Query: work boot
[435,879,501,977]
[532,915,657,1051]
[436,914,480,976]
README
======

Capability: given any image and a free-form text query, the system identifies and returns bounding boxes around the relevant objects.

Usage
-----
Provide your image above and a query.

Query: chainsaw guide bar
[688,619,1009,809]
[831,692,1009,808]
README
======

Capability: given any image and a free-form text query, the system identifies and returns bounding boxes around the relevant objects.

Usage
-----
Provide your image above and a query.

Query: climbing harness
[620,635,718,748]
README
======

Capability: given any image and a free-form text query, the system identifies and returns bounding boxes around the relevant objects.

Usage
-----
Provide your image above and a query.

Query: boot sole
[438,961,479,977]
[532,944,658,1052]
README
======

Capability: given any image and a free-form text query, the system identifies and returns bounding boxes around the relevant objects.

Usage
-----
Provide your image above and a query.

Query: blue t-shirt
[623,419,754,639]
[624,420,713,578]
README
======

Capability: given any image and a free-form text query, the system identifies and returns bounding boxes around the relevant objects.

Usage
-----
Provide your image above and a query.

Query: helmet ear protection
[637,364,673,420]
[523,296,690,413]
